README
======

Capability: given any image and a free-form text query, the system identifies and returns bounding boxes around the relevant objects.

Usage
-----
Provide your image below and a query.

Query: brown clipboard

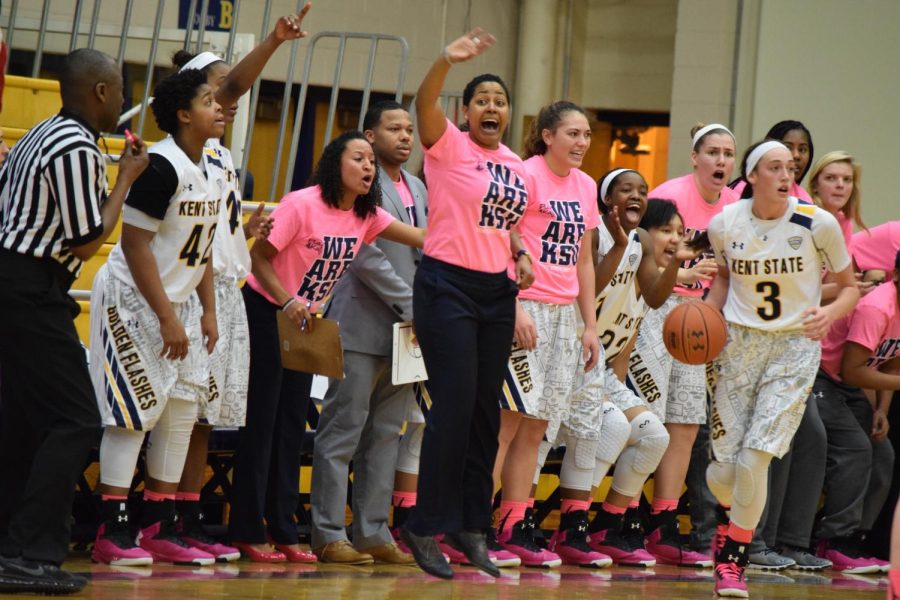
[276,310,344,380]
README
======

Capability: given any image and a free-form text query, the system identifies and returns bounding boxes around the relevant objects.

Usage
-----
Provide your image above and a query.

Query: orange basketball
[662,301,728,365]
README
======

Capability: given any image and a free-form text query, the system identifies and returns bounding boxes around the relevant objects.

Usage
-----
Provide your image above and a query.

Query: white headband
[600,168,638,202]
[691,123,734,148]
[745,141,789,175]
[179,51,222,73]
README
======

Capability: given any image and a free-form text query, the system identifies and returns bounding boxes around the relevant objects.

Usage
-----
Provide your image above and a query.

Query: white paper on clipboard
[392,321,428,385]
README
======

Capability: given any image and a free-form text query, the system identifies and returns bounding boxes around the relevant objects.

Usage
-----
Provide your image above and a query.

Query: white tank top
[595,226,644,361]
[107,137,222,302]
[207,139,252,279]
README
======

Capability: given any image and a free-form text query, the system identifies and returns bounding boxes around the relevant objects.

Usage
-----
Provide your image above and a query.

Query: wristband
[515,248,531,262]
[441,46,455,65]
[282,297,297,311]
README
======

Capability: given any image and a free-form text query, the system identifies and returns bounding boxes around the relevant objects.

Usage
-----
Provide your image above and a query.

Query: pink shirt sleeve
[846,303,890,353]
[266,192,302,253]
[365,206,397,243]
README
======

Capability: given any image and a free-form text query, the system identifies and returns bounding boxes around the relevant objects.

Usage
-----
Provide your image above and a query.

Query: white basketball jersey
[595,226,644,361]
[207,139,252,279]
[107,137,222,302]
[708,197,850,332]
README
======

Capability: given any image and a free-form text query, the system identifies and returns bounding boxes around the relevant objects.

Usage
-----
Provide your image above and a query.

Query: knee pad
[596,402,630,464]
[395,422,425,475]
[624,411,669,475]
[730,448,772,530]
[99,426,146,488]
[706,461,736,506]
[145,399,198,483]
[559,431,599,492]
[610,412,669,498]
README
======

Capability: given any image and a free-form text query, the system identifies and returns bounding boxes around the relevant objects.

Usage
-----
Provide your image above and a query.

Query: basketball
[663,301,728,365]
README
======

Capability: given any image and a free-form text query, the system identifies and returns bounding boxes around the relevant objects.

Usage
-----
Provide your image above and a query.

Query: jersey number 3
[755,281,781,321]
[180,223,217,267]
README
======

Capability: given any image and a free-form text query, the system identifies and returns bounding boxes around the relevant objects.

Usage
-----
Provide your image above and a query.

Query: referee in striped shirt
[0,48,147,594]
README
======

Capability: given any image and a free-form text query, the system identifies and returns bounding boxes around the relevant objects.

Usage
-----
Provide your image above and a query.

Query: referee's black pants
[0,250,101,565]
[228,286,313,544]
[405,256,517,536]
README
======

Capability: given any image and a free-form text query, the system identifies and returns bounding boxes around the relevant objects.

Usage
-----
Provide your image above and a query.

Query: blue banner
[178,0,235,32]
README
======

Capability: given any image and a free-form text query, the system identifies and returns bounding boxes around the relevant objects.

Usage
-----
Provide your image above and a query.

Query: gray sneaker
[780,545,832,571]
[747,547,796,571]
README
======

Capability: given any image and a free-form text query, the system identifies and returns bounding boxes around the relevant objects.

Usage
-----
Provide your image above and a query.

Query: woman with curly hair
[398,28,533,580]
[228,130,423,560]
[90,68,224,567]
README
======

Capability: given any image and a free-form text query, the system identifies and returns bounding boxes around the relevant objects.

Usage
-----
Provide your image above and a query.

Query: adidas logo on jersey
[788,236,803,250]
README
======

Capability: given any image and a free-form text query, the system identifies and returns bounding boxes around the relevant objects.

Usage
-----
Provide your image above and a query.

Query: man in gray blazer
[310,101,427,564]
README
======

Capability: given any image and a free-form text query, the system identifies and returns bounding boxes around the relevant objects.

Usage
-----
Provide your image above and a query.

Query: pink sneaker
[714,561,749,597]
[549,511,612,568]
[485,528,522,568]
[178,511,241,562]
[92,523,153,566]
[646,523,713,567]
[816,539,882,574]
[181,535,241,562]
[713,537,750,598]
[138,520,215,566]
[497,521,562,568]
[588,527,655,567]
[865,555,889,573]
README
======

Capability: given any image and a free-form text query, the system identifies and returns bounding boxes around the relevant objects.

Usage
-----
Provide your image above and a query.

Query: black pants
[405,256,517,536]
[228,286,313,544]
[0,250,101,565]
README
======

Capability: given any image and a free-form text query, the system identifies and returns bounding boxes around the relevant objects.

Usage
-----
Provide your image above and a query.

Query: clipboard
[276,311,344,380]
[392,321,429,385]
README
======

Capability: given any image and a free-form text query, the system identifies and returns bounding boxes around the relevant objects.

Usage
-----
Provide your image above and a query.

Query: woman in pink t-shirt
[730,120,814,203]
[398,28,533,580]
[645,123,737,562]
[807,151,874,300]
[229,131,423,561]
[809,249,900,574]
[852,221,900,279]
[488,101,605,568]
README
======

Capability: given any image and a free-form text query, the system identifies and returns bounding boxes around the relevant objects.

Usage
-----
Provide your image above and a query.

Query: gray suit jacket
[325,166,427,356]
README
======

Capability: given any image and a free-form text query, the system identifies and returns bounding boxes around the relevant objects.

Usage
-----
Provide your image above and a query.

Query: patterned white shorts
[200,276,250,427]
[710,324,820,462]
[499,300,605,442]
[626,301,672,421]
[89,265,209,431]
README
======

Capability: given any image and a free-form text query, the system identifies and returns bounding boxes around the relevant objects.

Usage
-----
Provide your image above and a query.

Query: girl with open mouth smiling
[398,27,533,581]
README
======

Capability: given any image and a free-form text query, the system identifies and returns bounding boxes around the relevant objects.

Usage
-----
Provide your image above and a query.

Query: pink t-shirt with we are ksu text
[649,174,739,298]
[516,155,600,304]
[422,118,529,273]
[245,185,395,312]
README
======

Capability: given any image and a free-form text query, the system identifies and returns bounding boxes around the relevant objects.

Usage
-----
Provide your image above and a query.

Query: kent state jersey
[708,197,851,332]
[207,139,252,280]
[595,226,644,361]
[106,137,222,303]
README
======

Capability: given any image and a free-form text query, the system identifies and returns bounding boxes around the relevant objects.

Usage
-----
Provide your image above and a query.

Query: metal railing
[4,1,412,202]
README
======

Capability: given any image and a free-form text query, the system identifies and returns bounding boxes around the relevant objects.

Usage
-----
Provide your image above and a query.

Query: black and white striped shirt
[0,110,107,276]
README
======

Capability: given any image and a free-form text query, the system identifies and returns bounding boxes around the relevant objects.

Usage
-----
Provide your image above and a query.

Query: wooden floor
[9,555,886,600]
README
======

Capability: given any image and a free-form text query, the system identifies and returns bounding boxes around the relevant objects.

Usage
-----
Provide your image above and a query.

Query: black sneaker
[0,556,87,595]
[549,510,613,567]
[496,519,562,567]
